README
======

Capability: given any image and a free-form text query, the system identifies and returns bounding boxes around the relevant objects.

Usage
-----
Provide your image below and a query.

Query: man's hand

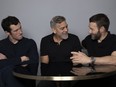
[0,53,7,60]
[20,56,29,67]
[21,56,29,62]
[70,51,91,64]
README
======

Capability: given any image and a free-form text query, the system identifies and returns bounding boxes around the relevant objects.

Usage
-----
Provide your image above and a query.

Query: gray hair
[50,16,66,28]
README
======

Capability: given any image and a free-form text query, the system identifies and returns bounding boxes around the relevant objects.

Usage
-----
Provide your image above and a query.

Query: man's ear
[100,26,105,32]
[52,28,56,34]
[5,31,10,36]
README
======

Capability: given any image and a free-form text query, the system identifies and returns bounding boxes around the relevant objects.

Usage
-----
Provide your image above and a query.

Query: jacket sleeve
[0,58,21,69]
[26,40,39,75]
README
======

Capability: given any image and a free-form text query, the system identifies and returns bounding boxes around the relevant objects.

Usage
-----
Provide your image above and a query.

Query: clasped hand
[70,51,91,65]
[20,56,29,67]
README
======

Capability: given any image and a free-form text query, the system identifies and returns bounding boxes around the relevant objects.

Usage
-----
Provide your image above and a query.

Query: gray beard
[61,34,68,39]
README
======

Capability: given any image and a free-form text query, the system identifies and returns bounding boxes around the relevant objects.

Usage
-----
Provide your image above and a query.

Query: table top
[13,62,116,81]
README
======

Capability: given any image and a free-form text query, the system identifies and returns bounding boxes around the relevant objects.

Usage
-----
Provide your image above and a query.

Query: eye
[60,26,68,30]
[60,27,64,30]
[66,25,68,28]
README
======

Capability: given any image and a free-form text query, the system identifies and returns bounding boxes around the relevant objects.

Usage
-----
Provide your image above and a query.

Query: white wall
[0,0,116,51]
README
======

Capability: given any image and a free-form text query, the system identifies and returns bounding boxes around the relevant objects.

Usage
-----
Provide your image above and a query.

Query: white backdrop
[0,0,116,79]
[0,0,116,54]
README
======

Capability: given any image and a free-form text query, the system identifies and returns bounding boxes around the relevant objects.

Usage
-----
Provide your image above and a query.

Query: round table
[13,64,116,81]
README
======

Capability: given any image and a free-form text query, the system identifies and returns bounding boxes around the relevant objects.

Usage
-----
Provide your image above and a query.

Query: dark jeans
[0,66,24,87]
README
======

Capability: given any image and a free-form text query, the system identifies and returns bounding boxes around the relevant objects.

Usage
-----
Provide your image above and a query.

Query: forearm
[40,55,49,64]
[95,56,116,65]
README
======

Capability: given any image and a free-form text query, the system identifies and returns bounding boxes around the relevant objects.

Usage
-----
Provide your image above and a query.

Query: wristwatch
[91,56,96,65]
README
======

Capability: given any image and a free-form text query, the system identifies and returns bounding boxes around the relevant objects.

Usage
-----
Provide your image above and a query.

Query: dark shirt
[76,32,116,87]
[40,33,82,62]
[40,33,82,75]
[0,37,39,87]
[82,32,116,57]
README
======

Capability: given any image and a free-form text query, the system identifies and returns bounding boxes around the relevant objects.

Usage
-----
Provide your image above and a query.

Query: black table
[13,62,116,87]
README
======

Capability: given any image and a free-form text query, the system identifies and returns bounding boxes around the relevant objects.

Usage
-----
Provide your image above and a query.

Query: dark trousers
[37,81,77,87]
[16,77,36,87]
[0,66,24,87]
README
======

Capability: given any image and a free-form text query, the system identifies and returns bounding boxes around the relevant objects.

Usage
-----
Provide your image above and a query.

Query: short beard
[91,32,101,40]
[61,33,68,39]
